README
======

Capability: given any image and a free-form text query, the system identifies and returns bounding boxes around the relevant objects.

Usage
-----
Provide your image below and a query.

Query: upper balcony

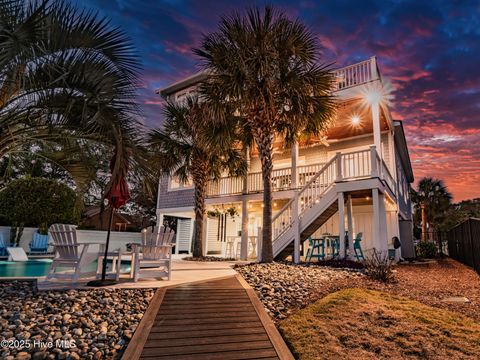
[158,57,382,101]
[332,56,380,92]
[206,146,395,199]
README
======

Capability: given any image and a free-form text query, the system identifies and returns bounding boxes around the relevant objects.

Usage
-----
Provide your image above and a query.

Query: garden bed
[237,258,480,322]
[0,281,153,359]
[279,288,480,359]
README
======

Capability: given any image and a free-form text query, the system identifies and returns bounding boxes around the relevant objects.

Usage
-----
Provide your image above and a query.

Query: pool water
[0,260,131,278]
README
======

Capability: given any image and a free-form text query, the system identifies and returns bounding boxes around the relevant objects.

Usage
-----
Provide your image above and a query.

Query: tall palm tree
[412,177,452,239]
[149,98,246,258]
[194,6,336,262]
[0,0,144,192]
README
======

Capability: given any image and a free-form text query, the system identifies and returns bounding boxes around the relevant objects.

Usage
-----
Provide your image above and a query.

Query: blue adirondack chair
[305,236,325,261]
[353,232,365,261]
[29,232,50,254]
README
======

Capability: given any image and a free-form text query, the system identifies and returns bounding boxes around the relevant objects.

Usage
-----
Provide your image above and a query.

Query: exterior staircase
[271,146,396,260]
[272,157,339,259]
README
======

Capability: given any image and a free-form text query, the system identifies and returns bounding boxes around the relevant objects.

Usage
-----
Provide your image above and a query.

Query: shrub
[416,241,437,259]
[0,177,79,244]
[364,250,395,282]
[313,259,365,270]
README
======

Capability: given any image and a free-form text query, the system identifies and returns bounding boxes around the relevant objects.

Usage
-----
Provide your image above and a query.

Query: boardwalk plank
[124,275,292,360]
[150,320,263,333]
[141,340,273,356]
[140,348,279,360]
[144,333,270,348]
[147,327,266,339]
[155,310,257,320]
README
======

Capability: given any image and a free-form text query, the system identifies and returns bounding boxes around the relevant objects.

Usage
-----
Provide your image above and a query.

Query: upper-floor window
[174,87,196,104]
[168,175,193,191]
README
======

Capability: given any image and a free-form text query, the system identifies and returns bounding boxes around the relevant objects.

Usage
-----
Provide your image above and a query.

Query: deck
[123,275,293,360]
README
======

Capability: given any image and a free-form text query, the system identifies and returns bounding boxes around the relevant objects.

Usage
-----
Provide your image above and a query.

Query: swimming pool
[0,260,131,278]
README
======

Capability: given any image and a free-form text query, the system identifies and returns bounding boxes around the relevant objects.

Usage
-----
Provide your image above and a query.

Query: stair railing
[272,156,337,243]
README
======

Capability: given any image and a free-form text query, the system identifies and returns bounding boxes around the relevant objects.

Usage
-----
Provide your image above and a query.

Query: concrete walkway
[122,275,293,360]
[38,257,242,290]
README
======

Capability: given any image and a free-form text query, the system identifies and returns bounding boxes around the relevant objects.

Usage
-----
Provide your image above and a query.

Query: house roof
[156,71,209,98]
[393,120,414,183]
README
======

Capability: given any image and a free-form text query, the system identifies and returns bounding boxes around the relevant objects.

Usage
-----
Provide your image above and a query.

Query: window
[168,175,193,191]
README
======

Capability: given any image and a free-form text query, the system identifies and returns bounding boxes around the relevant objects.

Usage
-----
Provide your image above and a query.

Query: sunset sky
[79,0,480,202]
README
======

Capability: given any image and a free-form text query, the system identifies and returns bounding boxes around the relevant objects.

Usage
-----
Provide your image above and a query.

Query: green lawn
[278,288,480,360]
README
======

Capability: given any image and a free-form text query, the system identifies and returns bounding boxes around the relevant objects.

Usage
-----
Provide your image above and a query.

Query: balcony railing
[333,57,379,91]
[206,146,396,198]
[207,163,325,197]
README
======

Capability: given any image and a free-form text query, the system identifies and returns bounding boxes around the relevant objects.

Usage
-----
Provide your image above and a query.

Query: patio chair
[29,232,50,254]
[7,247,29,261]
[47,224,98,281]
[353,232,365,261]
[305,236,325,261]
[132,225,174,281]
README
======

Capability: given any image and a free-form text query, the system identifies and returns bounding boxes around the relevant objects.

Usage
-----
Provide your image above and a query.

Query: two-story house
[155,56,415,261]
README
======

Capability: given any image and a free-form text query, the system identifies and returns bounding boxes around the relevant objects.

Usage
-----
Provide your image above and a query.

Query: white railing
[206,176,244,196]
[206,146,395,198]
[340,149,371,179]
[298,163,325,186]
[272,158,337,241]
[271,146,396,245]
[247,167,292,193]
[375,152,396,194]
[334,57,379,91]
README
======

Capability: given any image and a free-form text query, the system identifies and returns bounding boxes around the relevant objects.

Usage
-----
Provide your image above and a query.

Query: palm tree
[412,178,452,240]
[194,6,336,262]
[0,0,144,192]
[149,98,246,258]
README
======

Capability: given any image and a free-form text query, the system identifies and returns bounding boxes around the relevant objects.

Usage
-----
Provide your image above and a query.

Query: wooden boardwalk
[123,275,293,360]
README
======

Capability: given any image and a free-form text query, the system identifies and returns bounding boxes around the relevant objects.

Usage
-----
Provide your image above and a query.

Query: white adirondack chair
[131,225,174,281]
[47,224,98,281]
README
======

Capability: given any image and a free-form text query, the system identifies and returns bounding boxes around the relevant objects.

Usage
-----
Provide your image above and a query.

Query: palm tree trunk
[192,168,208,258]
[256,132,274,263]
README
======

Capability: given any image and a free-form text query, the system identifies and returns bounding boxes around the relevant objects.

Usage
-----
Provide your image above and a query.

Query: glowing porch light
[350,115,361,125]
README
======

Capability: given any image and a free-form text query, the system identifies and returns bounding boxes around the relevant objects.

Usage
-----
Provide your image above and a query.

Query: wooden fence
[447,218,480,273]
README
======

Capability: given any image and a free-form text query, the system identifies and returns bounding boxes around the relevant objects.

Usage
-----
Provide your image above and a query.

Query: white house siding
[308,205,375,257]
[205,214,241,255]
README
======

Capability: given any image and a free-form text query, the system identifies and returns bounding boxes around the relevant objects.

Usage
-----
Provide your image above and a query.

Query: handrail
[333,57,379,91]
[271,158,335,223]
[272,157,337,242]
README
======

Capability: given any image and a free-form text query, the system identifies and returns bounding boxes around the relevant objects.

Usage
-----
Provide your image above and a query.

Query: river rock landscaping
[237,258,480,323]
[236,262,364,320]
[0,281,153,360]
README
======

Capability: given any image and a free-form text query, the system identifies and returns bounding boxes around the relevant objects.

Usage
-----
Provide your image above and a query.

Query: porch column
[202,214,208,256]
[372,188,388,255]
[371,101,381,159]
[346,195,354,259]
[157,212,164,229]
[291,141,299,189]
[338,192,346,258]
[240,199,249,260]
[243,146,250,194]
